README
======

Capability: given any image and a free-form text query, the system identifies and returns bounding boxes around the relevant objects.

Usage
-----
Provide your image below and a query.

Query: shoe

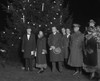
[25,68,29,71]
[33,67,37,70]
[90,72,95,79]
[73,71,79,75]
[59,68,63,73]
[25,67,29,71]
[38,69,44,73]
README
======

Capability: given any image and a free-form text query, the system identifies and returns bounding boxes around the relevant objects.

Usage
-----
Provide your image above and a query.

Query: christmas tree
[0,0,73,61]
[7,0,73,34]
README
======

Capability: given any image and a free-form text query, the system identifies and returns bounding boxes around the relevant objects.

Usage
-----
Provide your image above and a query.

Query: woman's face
[89,22,95,27]
[38,31,43,38]
[52,27,57,33]
[61,28,66,34]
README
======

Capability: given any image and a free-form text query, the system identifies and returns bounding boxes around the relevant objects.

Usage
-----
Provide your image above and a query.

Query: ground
[0,61,94,81]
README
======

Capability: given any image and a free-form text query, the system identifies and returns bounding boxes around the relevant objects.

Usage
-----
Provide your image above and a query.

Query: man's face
[62,28,66,34]
[27,28,31,34]
[66,29,70,34]
[52,27,57,33]
[74,27,79,32]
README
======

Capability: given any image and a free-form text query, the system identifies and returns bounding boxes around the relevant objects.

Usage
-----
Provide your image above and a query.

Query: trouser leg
[52,62,56,72]
[58,61,63,72]
[25,58,29,71]
[29,58,33,71]
[32,58,35,68]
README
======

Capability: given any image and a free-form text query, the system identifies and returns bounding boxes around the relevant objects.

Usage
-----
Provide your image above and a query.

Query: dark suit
[22,33,36,71]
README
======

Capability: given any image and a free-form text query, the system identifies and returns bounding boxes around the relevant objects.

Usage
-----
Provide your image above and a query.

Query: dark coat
[62,34,70,59]
[48,32,64,62]
[85,37,97,66]
[83,36,97,72]
[68,31,84,67]
[22,34,36,58]
[36,37,47,64]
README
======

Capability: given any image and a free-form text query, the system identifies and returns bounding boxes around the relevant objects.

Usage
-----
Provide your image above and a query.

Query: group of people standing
[22,19,100,80]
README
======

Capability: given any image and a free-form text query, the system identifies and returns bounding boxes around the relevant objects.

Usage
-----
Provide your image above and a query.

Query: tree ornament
[8,3,14,11]
[60,15,62,24]
[50,22,53,24]
[27,22,29,24]
[11,44,14,46]
[3,31,5,34]
[42,3,44,11]
[23,7,25,10]
[33,23,36,26]
[21,13,25,23]
[56,13,59,15]
[45,24,47,27]
[39,25,41,27]
[12,32,14,34]
[19,37,21,39]
[14,28,17,30]
[27,0,29,2]
[53,17,56,20]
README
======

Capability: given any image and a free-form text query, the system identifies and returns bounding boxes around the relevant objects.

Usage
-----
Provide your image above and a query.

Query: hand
[22,50,24,52]
[50,46,55,50]
[42,49,47,54]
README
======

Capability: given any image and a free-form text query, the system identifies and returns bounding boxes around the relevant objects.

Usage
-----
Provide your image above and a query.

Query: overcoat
[36,37,47,65]
[48,32,64,62]
[68,31,84,67]
[83,36,97,72]
[22,34,36,58]
[61,34,70,59]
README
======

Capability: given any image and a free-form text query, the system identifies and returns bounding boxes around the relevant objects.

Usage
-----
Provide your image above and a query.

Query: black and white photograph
[0,0,100,81]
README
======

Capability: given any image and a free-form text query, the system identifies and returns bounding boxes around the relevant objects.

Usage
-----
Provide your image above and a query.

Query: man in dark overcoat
[61,28,71,60]
[22,27,36,71]
[48,27,64,72]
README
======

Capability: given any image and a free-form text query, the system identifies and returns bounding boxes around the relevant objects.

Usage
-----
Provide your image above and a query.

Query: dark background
[0,0,100,31]
[0,0,6,31]
[69,0,100,26]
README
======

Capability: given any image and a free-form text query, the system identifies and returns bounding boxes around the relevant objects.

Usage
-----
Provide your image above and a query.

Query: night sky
[0,0,100,31]
[69,0,100,26]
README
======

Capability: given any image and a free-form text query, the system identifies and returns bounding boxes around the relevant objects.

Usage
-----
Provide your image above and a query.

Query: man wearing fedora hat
[22,27,36,71]
[68,23,84,75]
